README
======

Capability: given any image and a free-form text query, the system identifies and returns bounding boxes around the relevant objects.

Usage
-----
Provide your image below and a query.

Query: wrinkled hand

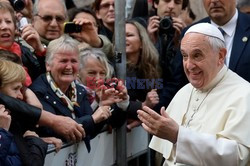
[137,106,179,144]
[23,130,39,137]
[147,15,160,43]
[172,17,187,36]
[41,137,63,152]
[96,78,127,106]
[172,17,187,46]
[142,89,159,108]
[21,24,45,53]
[18,0,33,19]
[115,79,129,101]
[52,115,85,143]
[0,104,11,131]
[92,106,112,123]
[70,17,102,48]
[96,85,119,106]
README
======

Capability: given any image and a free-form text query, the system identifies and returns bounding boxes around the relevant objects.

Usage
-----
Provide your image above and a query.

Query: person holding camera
[147,0,188,44]
[67,7,114,61]
[147,0,188,84]
[77,48,129,130]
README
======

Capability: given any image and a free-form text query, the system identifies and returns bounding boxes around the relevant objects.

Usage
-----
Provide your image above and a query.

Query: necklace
[183,88,213,127]
[183,69,228,128]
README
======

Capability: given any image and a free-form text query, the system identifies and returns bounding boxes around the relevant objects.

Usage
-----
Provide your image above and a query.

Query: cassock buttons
[53,101,56,104]
[46,96,49,99]
[79,92,82,95]
[242,37,248,42]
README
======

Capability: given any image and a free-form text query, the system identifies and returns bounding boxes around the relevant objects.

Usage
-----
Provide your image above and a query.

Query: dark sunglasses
[35,14,65,24]
[100,3,115,9]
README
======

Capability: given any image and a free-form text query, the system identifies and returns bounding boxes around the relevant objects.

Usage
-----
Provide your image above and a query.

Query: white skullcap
[184,23,225,42]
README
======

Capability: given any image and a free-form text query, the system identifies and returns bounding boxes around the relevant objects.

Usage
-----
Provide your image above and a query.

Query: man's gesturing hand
[137,106,179,144]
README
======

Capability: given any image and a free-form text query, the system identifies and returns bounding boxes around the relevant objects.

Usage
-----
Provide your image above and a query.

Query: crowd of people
[1,0,250,165]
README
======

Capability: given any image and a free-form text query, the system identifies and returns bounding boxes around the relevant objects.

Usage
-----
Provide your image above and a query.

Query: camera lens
[159,17,172,30]
[159,16,175,36]
[9,0,26,12]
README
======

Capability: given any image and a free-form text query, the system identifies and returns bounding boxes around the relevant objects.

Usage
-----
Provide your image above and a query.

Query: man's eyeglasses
[35,14,65,24]
[100,3,115,9]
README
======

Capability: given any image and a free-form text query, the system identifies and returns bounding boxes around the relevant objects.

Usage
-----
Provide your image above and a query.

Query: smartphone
[19,17,29,31]
[64,22,82,33]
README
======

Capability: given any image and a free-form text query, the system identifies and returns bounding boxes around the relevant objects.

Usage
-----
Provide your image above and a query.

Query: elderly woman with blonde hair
[29,35,113,152]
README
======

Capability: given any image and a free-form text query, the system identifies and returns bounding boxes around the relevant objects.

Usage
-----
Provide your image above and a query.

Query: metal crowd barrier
[44,126,149,166]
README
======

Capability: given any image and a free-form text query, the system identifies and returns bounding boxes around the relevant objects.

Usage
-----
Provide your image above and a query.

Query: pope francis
[137,23,250,166]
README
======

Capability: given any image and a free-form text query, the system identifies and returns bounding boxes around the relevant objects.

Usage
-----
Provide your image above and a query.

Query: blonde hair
[0,2,16,27]
[0,60,26,88]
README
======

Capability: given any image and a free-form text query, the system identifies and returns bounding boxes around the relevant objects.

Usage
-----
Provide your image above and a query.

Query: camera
[64,22,82,33]
[159,16,175,36]
[104,80,118,90]
[9,0,26,12]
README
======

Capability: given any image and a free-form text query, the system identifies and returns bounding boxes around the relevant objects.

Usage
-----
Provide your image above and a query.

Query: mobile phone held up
[18,17,28,31]
[64,22,82,33]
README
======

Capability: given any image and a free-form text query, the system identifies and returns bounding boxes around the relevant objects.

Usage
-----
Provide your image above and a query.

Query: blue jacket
[29,74,104,152]
[196,12,250,81]
[0,129,22,166]
[0,128,47,166]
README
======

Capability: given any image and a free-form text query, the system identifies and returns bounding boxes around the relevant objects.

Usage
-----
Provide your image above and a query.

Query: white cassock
[150,66,250,166]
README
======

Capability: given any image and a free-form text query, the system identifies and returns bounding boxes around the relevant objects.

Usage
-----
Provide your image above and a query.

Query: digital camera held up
[9,0,26,12]
[159,16,175,36]
[104,79,118,90]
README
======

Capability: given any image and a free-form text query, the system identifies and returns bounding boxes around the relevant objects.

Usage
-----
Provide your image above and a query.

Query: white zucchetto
[185,23,225,42]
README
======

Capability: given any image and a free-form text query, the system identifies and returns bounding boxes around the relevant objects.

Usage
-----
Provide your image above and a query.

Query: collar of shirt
[211,9,238,37]
[196,65,228,92]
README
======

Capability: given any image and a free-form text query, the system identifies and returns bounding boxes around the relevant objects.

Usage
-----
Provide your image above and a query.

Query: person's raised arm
[0,93,85,142]
[38,111,85,143]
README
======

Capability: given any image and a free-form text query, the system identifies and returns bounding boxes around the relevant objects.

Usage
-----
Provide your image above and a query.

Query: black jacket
[20,45,46,81]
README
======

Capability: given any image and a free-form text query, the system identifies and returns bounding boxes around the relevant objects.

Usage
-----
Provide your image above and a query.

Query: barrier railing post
[114,0,127,166]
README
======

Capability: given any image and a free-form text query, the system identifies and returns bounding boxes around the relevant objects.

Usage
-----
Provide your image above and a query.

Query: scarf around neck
[46,72,79,119]
[0,42,22,56]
